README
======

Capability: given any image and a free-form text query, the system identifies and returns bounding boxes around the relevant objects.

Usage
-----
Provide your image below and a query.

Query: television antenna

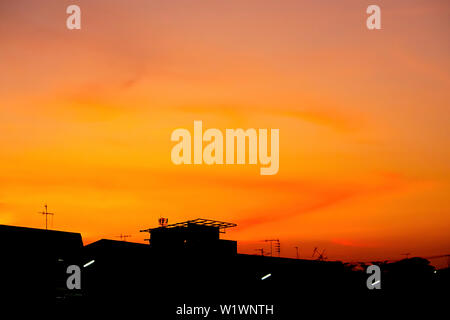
[38,204,54,230]
[158,217,169,227]
[264,239,280,257]
[274,240,281,257]
[116,234,131,241]
[401,253,411,259]
[255,248,265,256]
[312,247,327,261]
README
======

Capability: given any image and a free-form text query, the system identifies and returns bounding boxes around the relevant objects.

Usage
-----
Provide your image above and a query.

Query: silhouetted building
[0,224,83,256]
[0,221,447,311]
[0,224,83,299]
[140,218,237,255]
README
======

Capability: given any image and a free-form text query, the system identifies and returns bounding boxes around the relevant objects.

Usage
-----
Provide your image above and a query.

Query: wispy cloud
[232,173,416,231]
[175,104,363,132]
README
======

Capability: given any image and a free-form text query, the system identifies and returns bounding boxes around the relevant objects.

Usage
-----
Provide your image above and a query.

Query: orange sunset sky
[0,1,449,265]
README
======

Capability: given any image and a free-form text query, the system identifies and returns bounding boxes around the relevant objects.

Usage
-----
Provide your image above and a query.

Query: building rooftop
[140,218,237,233]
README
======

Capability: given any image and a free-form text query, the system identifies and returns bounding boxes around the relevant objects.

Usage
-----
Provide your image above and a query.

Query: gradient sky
[0,0,449,266]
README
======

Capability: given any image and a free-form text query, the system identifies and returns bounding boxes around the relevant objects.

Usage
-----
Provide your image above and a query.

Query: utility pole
[38,204,54,230]
[295,246,299,259]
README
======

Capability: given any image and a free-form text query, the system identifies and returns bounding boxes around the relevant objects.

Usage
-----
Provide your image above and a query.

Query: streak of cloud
[232,173,415,231]
[175,104,363,133]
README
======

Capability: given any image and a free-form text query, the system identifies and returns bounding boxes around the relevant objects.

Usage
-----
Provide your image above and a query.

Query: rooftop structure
[140,218,237,254]
[140,218,237,233]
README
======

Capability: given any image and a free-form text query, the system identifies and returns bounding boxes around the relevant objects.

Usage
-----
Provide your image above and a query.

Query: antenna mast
[38,204,54,230]
[294,246,299,259]
[312,247,327,261]
[401,253,411,259]
[264,239,280,257]
[116,234,131,241]
[255,248,265,256]
[158,217,169,227]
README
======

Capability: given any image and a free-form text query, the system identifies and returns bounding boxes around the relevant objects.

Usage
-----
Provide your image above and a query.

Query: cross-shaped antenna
[38,204,54,230]
[116,234,131,241]
[401,253,411,259]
